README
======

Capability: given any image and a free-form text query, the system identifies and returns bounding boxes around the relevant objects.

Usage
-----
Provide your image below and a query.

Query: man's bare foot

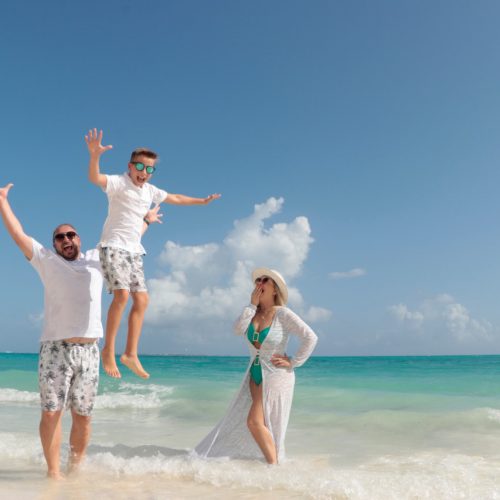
[67,456,83,476]
[120,354,150,379]
[102,346,121,378]
[47,470,64,480]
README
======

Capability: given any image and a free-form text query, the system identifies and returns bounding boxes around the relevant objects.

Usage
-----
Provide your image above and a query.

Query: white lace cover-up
[194,305,318,462]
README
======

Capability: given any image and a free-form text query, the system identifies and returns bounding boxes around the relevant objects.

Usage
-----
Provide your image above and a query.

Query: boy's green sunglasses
[132,162,156,174]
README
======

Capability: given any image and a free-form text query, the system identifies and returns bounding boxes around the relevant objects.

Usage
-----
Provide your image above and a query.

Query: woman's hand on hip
[271,354,292,368]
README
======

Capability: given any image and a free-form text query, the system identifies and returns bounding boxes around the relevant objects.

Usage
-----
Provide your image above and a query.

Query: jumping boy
[85,129,220,379]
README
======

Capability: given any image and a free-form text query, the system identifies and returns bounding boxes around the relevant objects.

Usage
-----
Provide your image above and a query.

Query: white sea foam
[118,382,174,394]
[94,393,163,410]
[94,382,174,410]
[0,432,41,460]
[78,450,500,499]
[485,407,500,423]
[0,388,39,404]
[0,384,174,410]
[4,450,500,500]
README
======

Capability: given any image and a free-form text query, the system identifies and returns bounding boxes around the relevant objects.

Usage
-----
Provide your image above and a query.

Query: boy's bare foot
[102,347,121,378]
[120,354,150,379]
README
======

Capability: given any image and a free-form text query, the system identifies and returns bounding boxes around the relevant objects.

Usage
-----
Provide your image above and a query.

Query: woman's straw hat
[251,268,288,304]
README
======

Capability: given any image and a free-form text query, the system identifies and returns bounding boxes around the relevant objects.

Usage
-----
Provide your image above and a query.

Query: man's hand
[85,129,113,158]
[0,183,33,260]
[203,193,221,204]
[0,183,13,202]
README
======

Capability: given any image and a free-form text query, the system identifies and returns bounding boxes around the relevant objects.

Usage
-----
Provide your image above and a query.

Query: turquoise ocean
[2,354,500,499]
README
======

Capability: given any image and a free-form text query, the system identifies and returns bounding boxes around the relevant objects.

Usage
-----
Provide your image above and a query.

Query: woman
[195,268,318,464]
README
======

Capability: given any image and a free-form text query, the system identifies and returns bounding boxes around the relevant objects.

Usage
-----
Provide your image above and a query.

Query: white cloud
[302,306,333,323]
[387,304,424,328]
[388,294,492,342]
[145,198,331,350]
[329,268,366,280]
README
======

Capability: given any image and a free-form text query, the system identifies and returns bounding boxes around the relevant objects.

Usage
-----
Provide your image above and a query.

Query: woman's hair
[273,281,285,306]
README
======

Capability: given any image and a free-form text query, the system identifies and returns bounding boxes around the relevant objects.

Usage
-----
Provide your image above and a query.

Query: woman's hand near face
[251,286,263,306]
[271,354,292,368]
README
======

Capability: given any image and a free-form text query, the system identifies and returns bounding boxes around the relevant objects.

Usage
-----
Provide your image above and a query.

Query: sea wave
[95,382,175,410]
[0,383,175,410]
[0,388,39,404]
[0,432,41,460]
[2,431,500,498]
[80,450,500,499]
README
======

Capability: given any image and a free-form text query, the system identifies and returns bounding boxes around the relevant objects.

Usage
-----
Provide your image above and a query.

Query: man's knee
[40,410,63,426]
[71,411,92,429]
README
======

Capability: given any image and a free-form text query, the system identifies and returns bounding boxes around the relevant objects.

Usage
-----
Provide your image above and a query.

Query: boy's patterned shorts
[38,341,99,416]
[99,246,147,293]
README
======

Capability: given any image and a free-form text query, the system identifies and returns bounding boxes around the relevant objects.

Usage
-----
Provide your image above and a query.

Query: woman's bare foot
[120,354,149,379]
[101,346,121,378]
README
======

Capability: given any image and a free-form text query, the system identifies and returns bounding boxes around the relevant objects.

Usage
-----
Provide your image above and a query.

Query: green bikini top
[247,322,271,346]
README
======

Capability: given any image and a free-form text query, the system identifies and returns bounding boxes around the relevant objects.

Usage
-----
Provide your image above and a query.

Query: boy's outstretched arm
[164,193,221,206]
[85,128,113,189]
[0,184,34,260]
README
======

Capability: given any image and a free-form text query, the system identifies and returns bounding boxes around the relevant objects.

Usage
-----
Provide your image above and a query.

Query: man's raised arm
[0,184,34,260]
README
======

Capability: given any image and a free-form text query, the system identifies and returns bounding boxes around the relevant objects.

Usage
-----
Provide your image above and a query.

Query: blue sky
[1,0,499,355]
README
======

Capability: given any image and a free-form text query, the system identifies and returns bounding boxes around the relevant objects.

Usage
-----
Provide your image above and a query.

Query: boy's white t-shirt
[29,239,104,342]
[99,173,168,254]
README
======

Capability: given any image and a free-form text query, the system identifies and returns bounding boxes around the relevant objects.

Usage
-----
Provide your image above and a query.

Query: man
[0,183,160,479]
[0,183,103,479]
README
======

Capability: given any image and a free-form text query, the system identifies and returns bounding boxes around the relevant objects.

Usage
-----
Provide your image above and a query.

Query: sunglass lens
[54,231,77,241]
[146,166,155,174]
[134,162,145,171]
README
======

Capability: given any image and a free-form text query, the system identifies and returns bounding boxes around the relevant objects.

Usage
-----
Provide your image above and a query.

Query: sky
[1,0,500,356]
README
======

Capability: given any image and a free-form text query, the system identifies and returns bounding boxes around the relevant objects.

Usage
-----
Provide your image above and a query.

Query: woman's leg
[247,379,277,464]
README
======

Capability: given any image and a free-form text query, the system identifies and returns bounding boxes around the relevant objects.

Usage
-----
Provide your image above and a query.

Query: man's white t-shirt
[29,239,104,342]
[98,173,168,254]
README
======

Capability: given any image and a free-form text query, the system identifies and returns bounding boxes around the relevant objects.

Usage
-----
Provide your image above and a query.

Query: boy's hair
[130,148,158,163]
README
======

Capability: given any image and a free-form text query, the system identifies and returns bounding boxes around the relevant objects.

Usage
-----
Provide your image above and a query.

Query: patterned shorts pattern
[38,341,99,416]
[99,247,147,293]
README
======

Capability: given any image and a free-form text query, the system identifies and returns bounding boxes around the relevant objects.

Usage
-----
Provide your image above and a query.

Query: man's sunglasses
[255,276,271,284]
[132,162,156,174]
[54,231,78,242]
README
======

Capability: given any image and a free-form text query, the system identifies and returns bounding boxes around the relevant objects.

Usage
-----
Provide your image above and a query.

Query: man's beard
[57,243,80,261]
